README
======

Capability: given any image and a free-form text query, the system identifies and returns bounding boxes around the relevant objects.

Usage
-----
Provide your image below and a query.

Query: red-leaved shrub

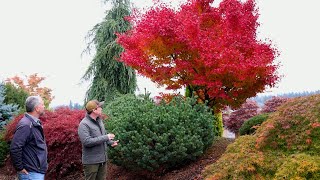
[4,107,85,179]
[224,100,259,134]
[261,96,289,113]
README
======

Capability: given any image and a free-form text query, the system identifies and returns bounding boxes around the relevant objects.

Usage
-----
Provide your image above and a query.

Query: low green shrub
[239,113,269,135]
[0,132,9,167]
[105,95,216,172]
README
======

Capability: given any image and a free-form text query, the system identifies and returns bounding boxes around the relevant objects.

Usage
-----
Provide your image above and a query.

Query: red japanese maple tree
[117,0,280,111]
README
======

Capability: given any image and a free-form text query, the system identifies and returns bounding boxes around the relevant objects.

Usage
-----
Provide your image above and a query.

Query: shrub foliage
[224,100,259,134]
[105,95,216,172]
[0,132,9,167]
[239,113,269,136]
[203,94,320,179]
[261,96,289,113]
[274,153,320,179]
[5,108,85,179]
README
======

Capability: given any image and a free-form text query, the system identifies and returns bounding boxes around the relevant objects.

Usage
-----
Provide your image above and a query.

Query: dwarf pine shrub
[105,94,216,172]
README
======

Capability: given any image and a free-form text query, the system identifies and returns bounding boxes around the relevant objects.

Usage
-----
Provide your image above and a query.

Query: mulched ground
[0,138,234,180]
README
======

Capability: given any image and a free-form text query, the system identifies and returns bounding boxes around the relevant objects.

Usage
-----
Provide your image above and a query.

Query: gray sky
[0,0,320,107]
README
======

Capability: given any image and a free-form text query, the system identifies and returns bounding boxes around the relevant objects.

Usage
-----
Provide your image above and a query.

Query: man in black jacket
[10,96,47,180]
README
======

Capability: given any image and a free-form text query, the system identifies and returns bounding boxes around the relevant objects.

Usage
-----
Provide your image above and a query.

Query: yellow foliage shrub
[203,94,320,179]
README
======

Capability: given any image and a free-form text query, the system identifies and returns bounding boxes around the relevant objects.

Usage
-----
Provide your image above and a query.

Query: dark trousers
[83,162,107,180]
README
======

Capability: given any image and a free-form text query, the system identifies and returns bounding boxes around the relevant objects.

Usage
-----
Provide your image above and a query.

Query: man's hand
[20,169,28,174]
[107,133,115,140]
[111,140,119,147]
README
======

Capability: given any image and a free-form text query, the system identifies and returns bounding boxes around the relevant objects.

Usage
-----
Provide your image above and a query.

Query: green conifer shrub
[105,95,216,172]
[239,113,269,135]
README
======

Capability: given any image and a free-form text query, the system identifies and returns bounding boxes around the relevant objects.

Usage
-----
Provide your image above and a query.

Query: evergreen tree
[82,0,136,103]
[4,83,29,113]
[0,83,18,130]
[73,103,82,110]
[69,100,73,109]
[68,100,82,110]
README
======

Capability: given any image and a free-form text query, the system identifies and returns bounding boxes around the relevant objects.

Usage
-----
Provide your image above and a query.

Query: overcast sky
[1,0,320,107]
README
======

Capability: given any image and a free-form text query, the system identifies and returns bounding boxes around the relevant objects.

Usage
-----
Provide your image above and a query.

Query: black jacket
[10,113,48,174]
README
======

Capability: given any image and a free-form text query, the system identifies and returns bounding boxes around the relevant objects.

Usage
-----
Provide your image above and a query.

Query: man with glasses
[10,96,47,180]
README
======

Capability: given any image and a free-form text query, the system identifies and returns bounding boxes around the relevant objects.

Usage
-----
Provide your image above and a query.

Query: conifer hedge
[105,95,216,172]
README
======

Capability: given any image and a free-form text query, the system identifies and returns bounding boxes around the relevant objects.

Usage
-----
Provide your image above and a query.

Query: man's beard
[39,111,45,116]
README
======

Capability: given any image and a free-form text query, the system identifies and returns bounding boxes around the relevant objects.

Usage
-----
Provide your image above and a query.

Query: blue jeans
[18,172,45,180]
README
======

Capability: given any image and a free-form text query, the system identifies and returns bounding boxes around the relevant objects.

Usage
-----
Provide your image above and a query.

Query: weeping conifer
[83,0,136,103]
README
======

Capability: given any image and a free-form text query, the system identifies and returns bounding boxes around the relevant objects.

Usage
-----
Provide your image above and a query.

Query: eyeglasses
[94,107,102,111]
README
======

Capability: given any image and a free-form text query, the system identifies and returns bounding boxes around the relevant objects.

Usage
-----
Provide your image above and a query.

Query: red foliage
[117,0,280,110]
[4,114,24,141]
[312,122,320,128]
[4,107,85,179]
[224,100,259,133]
[255,94,320,152]
[261,96,289,113]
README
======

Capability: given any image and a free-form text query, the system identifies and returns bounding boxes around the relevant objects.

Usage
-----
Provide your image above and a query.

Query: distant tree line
[68,101,82,110]
[252,90,320,106]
